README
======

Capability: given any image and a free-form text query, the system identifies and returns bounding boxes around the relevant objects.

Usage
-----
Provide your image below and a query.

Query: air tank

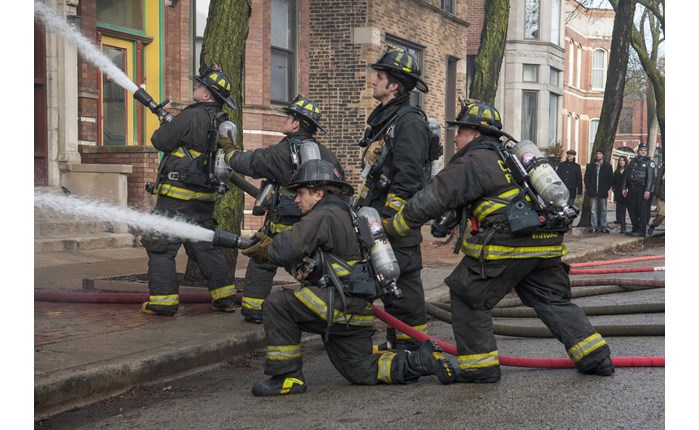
[512,139,569,208]
[357,206,402,297]
[214,121,237,184]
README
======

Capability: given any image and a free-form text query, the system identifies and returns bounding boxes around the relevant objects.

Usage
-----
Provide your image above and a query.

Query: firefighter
[622,143,656,237]
[141,64,238,316]
[355,46,431,351]
[218,94,344,324]
[241,159,456,396]
[384,100,614,382]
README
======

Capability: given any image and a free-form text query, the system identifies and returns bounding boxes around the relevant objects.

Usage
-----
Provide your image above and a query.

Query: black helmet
[286,159,354,195]
[282,94,326,134]
[447,99,502,135]
[371,46,428,93]
[189,63,236,109]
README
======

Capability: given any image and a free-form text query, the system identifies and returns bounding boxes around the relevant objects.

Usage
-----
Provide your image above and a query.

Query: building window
[97,0,143,31]
[576,44,582,88]
[101,45,128,145]
[271,0,297,103]
[524,0,540,40]
[385,36,424,107]
[522,90,538,141]
[550,0,561,45]
[549,93,560,146]
[193,0,210,75]
[590,118,599,147]
[441,0,455,14]
[523,64,539,82]
[550,67,560,86]
[567,40,574,85]
[592,49,607,90]
[618,107,633,134]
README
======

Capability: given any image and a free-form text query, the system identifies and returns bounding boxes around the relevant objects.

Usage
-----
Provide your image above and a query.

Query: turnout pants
[446,256,611,375]
[144,235,236,314]
[262,287,412,385]
[380,245,428,349]
[240,256,278,320]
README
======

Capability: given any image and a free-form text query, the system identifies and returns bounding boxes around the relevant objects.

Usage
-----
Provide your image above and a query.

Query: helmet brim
[281,107,327,134]
[189,75,237,110]
[371,64,429,93]
[286,180,354,195]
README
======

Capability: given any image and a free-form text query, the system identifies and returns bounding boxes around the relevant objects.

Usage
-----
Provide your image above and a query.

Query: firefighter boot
[251,370,307,396]
[455,366,502,383]
[403,340,456,384]
[580,356,615,376]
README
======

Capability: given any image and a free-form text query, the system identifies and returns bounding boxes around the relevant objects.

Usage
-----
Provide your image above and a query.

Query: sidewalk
[34,219,660,420]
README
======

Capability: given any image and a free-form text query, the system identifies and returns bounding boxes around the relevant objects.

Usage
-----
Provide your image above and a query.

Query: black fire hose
[428,300,665,318]
[229,172,260,199]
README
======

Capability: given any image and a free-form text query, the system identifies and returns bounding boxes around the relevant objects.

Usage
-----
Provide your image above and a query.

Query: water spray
[34,191,257,250]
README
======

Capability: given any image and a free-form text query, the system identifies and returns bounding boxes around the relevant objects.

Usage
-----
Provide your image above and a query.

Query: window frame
[521,90,539,142]
[270,0,298,104]
[592,49,607,90]
[523,64,539,83]
[524,0,541,40]
[440,0,455,14]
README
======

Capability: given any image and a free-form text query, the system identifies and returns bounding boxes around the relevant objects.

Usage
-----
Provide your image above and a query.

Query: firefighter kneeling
[242,159,456,396]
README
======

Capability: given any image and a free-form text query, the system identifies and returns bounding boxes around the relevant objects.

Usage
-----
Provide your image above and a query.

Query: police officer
[141,64,239,316]
[355,46,431,351]
[384,100,614,382]
[218,94,344,324]
[242,159,455,396]
[622,143,656,237]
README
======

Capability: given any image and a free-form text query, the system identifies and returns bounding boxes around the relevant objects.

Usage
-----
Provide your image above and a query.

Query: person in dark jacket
[612,155,630,233]
[218,94,344,324]
[556,149,583,207]
[648,161,664,235]
[622,143,656,237]
[384,100,614,383]
[584,150,614,233]
[141,65,239,316]
[243,160,456,396]
[354,46,432,352]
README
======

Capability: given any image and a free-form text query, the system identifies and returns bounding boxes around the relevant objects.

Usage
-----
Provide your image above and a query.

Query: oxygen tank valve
[211,229,259,249]
[133,87,174,123]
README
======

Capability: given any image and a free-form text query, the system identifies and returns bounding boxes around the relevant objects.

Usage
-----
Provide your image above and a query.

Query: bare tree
[578,0,636,228]
[469,0,510,104]
[185,0,251,282]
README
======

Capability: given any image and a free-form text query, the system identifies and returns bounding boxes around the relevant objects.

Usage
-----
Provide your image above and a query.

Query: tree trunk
[579,0,635,228]
[185,0,251,282]
[469,0,510,104]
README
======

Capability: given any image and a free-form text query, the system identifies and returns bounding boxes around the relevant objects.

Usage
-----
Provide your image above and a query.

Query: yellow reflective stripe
[568,333,608,362]
[155,183,217,201]
[210,284,236,301]
[472,188,520,222]
[458,350,499,370]
[391,206,410,236]
[395,324,427,341]
[171,147,203,158]
[242,296,264,311]
[148,294,179,306]
[359,184,369,199]
[385,193,406,212]
[266,344,302,361]
[281,377,305,394]
[269,221,294,235]
[293,287,375,326]
[377,352,396,383]
[461,242,568,260]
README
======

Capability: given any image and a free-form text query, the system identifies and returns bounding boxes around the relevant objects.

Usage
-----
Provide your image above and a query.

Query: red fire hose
[570,255,664,268]
[372,305,665,368]
[570,266,665,275]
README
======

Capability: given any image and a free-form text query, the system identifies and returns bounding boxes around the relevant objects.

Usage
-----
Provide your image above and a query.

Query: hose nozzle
[212,229,259,249]
[134,88,174,123]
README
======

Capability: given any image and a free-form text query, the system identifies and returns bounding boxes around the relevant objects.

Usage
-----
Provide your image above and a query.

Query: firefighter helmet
[446,99,502,135]
[371,46,428,93]
[282,94,327,134]
[190,63,237,109]
[286,159,354,195]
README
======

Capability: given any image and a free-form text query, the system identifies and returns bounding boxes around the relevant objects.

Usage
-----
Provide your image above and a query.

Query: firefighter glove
[241,232,273,261]
[218,129,237,154]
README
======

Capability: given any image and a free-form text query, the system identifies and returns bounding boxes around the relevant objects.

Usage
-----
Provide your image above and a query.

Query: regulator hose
[372,305,665,368]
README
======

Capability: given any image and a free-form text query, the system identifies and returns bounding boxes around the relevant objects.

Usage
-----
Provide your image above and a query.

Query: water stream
[34,1,139,94]
[34,192,215,243]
